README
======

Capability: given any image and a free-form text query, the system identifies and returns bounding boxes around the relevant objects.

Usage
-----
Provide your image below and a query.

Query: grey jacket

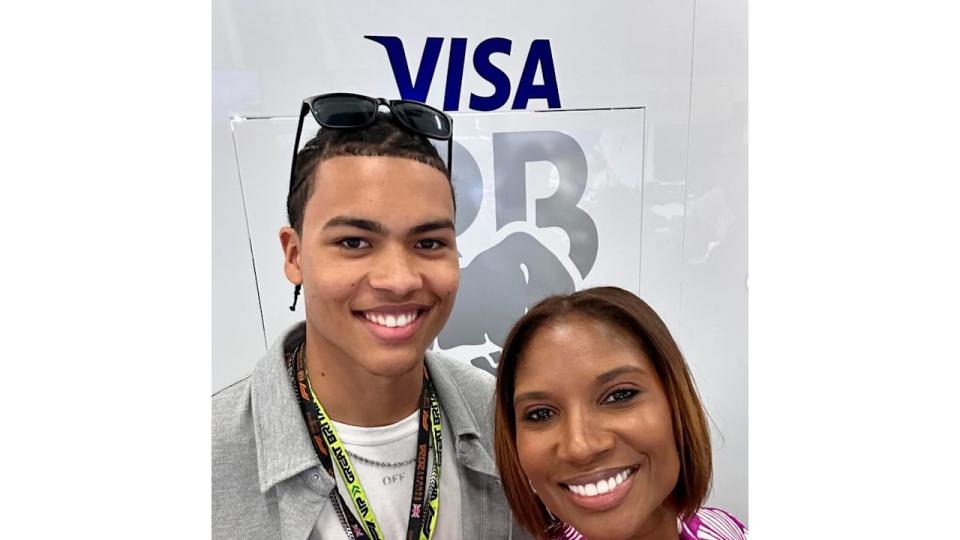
[212,322,531,539]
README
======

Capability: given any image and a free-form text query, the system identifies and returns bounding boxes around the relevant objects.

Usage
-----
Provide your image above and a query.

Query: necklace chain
[345,449,417,468]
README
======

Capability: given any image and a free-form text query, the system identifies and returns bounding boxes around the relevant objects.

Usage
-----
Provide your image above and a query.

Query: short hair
[493,286,713,539]
[286,111,453,233]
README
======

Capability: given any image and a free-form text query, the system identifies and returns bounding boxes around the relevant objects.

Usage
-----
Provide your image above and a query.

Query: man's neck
[303,337,425,427]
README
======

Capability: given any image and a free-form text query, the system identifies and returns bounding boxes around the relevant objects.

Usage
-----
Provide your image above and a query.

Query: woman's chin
[553,500,676,540]
[568,522,637,540]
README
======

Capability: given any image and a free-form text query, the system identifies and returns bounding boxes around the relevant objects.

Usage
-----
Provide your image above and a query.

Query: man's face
[280,155,459,378]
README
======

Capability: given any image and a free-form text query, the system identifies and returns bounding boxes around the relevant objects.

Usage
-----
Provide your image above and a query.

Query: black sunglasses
[288,92,454,196]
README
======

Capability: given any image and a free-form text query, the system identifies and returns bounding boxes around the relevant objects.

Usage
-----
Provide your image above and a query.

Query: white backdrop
[213,0,746,522]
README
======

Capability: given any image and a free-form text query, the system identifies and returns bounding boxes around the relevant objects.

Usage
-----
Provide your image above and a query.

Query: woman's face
[513,316,680,540]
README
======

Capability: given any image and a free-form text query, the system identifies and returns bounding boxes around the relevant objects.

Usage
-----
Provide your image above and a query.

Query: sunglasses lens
[310,95,377,128]
[394,102,451,139]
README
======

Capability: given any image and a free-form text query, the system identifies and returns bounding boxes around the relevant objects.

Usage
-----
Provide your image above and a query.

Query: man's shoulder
[212,322,303,437]
[211,374,277,539]
[430,351,495,382]
[213,374,252,401]
[425,350,497,442]
[213,375,252,414]
[212,375,254,450]
[426,351,495,401]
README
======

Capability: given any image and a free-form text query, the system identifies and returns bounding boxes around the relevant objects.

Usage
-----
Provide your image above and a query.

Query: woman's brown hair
[493,286,713,539]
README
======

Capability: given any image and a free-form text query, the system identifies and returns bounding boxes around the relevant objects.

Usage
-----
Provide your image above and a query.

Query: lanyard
[290,342,443,540]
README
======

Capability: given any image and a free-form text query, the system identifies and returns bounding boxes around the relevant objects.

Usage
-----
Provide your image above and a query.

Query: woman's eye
[523,408,555,423]
[339,238,370,249]
[603,388,639,404]
[415,239,446,250]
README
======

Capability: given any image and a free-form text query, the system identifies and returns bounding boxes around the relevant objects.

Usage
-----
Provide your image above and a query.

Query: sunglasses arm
[447,139,453,181]
[288,102,310,194]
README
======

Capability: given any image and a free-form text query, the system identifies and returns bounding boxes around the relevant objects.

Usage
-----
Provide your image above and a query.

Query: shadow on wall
[433,130,601,375]
[438,231,575,374]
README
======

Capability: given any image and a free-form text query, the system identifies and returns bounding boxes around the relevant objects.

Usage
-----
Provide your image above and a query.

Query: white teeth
[364,311,418,328]
[565,467,634,497]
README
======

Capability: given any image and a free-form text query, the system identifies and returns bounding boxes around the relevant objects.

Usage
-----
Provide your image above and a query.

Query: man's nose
[368,245,423,297]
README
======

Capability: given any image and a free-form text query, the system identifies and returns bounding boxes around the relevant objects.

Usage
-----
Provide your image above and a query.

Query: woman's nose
[555,410,615,465]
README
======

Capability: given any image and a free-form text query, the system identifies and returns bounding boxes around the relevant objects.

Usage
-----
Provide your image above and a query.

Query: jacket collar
[250,322,500,493]
[425,349,499,478]
[424,350,482,439]
[249,323,321,494]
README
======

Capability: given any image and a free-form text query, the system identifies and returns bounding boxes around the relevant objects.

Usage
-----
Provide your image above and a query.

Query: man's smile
[354,304,431,343]
[361,309,421,328]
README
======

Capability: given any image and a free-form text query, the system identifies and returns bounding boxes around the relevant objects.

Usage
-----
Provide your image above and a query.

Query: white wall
[212,0,747,522]
[680,0,748,522]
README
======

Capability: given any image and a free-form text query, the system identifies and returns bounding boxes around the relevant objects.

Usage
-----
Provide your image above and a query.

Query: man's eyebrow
[409,219,455,236]
[596,365,646,386]
[322,216,386,234]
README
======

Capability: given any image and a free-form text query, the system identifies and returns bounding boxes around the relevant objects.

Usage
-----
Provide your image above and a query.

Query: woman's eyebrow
[514,390,551,403]
[514,366,646,403]
[595,365,645,386]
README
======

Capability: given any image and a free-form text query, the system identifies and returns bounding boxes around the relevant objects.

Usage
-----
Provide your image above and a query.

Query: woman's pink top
[555,507,748,539]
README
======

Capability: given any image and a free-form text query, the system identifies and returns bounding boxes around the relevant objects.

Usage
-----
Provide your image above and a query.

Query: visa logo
[365,36,561,112]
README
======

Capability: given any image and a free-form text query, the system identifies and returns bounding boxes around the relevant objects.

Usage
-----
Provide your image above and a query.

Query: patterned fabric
[554,507,747,539]
[680,508,747,539]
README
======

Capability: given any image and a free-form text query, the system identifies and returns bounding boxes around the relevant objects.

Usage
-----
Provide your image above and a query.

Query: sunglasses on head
[288,92,454,196]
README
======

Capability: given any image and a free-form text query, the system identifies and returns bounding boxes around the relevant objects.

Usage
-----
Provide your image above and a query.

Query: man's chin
[360,352,427,379]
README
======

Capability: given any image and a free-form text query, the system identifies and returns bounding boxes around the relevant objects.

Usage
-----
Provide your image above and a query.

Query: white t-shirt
[312,409,462,540]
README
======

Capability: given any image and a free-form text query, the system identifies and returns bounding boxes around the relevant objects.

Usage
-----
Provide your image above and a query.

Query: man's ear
[279,226,303,285]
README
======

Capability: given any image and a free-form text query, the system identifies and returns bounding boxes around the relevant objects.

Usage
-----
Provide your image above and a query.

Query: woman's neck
[629,505,680,540]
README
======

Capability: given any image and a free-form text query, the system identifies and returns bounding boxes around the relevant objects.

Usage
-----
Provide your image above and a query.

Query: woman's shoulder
[680,507,748,539]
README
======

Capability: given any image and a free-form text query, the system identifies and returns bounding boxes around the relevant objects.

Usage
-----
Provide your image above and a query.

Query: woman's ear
[278,226,302,285]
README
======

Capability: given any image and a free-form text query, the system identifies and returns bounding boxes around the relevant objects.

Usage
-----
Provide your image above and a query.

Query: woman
[494,287,746,539]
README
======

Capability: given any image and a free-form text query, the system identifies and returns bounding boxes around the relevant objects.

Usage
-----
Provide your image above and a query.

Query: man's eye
[603,388,639,404]
[523,408,555,423]
[339,238,370,249]
[416,239,446,250]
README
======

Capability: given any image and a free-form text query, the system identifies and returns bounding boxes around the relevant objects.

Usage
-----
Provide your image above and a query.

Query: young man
[212,95,529,539]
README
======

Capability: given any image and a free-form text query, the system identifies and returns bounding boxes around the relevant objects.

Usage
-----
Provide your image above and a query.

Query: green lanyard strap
[290,342,442,540]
